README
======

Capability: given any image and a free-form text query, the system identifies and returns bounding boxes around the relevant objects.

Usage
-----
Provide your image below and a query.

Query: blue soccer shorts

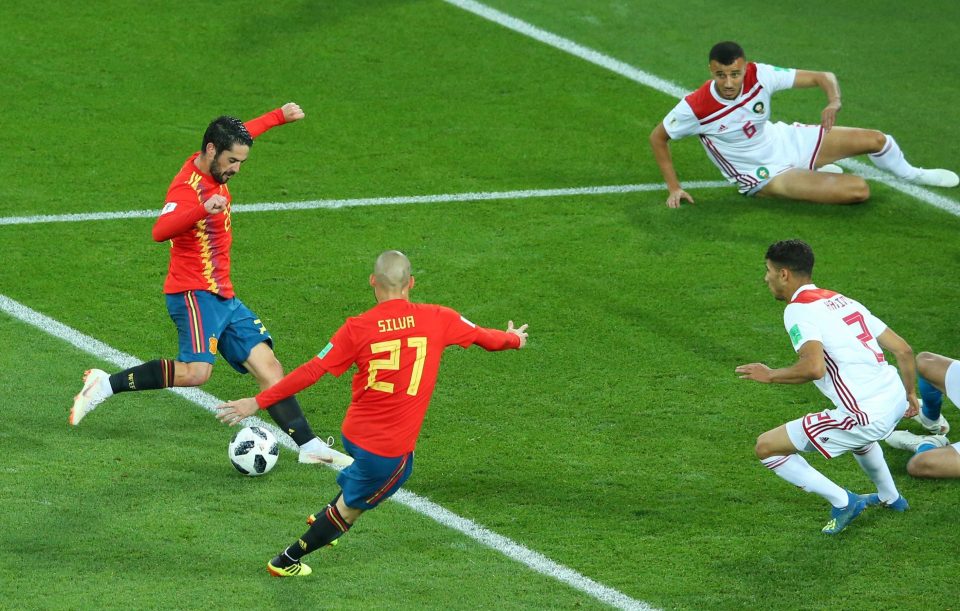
[165,290,273,374]
[337,435,414,510]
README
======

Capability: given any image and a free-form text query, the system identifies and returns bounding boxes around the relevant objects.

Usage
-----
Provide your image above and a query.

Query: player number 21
[842,312,885,363]
[367,337,428,396]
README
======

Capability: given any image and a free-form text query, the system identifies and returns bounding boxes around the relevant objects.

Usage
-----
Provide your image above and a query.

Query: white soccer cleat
[884,430,948,453]
[69,369,113,425]
[910,168,960,188]
[298,437,354,467]
[912,411,950,435]
[817,163,844,174]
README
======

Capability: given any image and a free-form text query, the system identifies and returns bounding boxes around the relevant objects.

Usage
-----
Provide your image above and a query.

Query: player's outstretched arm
[244,102,305,139]
[736,341,826,384]
[649,123,694,208]
[471,320,529,351]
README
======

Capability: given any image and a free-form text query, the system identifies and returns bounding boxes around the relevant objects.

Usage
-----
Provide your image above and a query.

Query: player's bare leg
[907,445,960,479]
[911,351,955,434]
[916,352,956,392]
[173,361,213,386]
[755,425,799,459]
[758,169,870,204]
[818,127,959,187]
[814,127,886,165]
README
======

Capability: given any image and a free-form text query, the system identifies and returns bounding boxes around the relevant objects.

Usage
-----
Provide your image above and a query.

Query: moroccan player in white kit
[650,42,959,207]
[736,240,918,534]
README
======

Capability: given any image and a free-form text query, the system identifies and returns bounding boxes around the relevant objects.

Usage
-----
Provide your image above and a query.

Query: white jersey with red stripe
[783,284,905,425]
[662,62,821,193]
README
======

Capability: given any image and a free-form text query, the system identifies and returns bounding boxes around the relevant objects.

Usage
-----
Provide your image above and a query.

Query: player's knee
[907,453,936,478]
[755,435,774,460]
[916,351,936,377]
[258,356,285,386]
[180,363,212,386]
[871,130,889,153]
[847,179,870,203]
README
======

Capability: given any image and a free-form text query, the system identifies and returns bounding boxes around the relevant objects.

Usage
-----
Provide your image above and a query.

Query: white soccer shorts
[786,394,906,459]
[743,121,825,196]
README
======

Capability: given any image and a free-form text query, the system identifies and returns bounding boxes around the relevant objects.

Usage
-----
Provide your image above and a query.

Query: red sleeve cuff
[473,327,521,351]
[244,108,286,139]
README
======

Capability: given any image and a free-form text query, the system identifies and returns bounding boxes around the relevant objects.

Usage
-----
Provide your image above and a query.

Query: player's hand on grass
[216,398,259,425]
[281,102,305,123]
[666,188,694,208]
[735,362,773,383]
[507,320,528,348]
[204,194,228,214]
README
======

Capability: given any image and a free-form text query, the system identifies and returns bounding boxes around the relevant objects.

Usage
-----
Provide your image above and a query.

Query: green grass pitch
[1,1,959,609]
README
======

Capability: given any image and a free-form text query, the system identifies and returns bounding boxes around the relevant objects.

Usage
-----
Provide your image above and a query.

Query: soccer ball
[228,426,279,476]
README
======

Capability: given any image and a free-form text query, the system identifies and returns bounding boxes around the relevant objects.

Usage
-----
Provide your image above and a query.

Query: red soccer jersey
[256,299,522,456]
[152,108,287,298]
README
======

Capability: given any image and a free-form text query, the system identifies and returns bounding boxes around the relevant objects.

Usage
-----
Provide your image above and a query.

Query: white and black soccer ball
[228,426,279,476]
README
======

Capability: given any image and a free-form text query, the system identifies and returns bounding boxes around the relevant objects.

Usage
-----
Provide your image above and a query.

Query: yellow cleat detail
[267,560,312,577]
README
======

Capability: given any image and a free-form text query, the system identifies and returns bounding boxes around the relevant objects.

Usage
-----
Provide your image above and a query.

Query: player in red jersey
[70,103,340,464]
[216,250,529,577]
[650,41,958,207]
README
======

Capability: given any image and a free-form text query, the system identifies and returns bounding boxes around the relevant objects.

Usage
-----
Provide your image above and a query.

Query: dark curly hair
[766,239,814,276]
[201,116,253,155]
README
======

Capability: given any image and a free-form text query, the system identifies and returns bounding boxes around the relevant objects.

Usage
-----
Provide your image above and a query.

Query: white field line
[443,0,960,218]
[0,181,728,227]
[0,292,651,611]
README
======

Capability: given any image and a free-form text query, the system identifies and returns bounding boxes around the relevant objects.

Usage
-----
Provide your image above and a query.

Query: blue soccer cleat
[822,490,867,535]
[863,493,909,512]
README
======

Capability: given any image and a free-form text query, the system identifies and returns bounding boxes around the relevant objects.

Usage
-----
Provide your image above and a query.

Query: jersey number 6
[367,337,428,396]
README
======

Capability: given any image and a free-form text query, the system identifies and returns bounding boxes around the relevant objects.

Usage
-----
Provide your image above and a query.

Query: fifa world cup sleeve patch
[789,324,803,348]
[318,342,334,359]
[160,202,177,215]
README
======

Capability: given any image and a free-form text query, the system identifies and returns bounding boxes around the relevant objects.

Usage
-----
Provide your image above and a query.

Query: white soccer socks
[870,134,959,187]
[761,454,849,507]
[852,442,899,505]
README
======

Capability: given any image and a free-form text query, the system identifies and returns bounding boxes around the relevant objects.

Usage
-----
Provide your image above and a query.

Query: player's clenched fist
[281,102,305,123]
[204,194,228,214]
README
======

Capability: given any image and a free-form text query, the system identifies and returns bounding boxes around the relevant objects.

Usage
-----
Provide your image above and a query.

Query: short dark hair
[766,240,814,276]
[201,116,253,155]
[709,42,745,66]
